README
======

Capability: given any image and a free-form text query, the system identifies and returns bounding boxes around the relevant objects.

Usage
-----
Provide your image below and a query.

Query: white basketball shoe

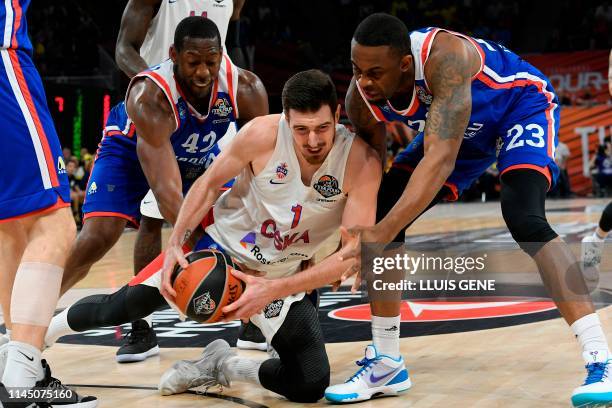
[572,350,612,407]
[324,345,411,403]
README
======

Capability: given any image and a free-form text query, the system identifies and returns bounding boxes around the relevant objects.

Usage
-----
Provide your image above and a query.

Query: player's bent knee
[286,375,329,403]
[500,169,558,255]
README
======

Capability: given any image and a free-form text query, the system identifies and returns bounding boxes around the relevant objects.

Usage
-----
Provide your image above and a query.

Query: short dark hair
[174,16,221,51]
[282,69,338,115]
[353,13,411,55]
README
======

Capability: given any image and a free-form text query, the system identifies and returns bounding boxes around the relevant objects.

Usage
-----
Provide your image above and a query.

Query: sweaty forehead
[179,37,221,56]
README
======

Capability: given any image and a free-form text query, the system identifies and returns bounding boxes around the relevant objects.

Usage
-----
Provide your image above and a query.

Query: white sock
[594,230,606,241]
[222,356,262,385]
[571,313,610,360]
[2,341,44,388]
[143,314,153,327]
[4,328,10,340]
[44,307,78,347]
[372,315,400,358]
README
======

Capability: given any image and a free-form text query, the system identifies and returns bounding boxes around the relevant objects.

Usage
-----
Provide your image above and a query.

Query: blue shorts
[82,151,151,228]
[393,90,560,200]
[83,151,232,228]
[0,50,70,220]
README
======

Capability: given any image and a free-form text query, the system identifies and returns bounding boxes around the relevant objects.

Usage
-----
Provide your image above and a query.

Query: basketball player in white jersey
[113,0,260,362]
[42,70,388,402]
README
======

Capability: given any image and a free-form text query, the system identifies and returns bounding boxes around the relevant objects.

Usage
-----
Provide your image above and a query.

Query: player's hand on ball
[222,269,273,320]
[161,245,189,301]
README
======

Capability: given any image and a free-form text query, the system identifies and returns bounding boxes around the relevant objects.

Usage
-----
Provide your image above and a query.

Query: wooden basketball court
[3,198,611,407]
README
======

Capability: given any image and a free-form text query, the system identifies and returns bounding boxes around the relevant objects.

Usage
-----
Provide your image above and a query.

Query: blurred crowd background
[26,0,612,223]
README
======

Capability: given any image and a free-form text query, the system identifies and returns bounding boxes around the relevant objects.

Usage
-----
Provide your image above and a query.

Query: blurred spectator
[66,158,85,224]
[550,141,572,198]
[62,147,72,162]
[590,137,612,196]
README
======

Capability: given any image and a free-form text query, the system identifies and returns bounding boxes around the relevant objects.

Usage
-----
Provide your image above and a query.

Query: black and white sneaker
[115,320,159,363]
[0,359,98,407]
[236,321,267,351]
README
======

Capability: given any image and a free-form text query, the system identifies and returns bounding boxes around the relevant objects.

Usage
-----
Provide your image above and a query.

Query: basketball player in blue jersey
[43,16,265,353]
[325,14,612,407]
[112,0,264,362]
[0,1,97,406]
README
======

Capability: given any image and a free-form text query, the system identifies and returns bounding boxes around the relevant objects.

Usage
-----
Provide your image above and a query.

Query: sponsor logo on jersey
[240,232,256,249]
[213,0,227,7]
[57,157,66,174]
[212,98,233,118]
[416,85,433,105]
[261,219,310,251]
[194,291,216,315]
[464,122,484,139]
[88,181,97,195]
[178,103,187,120]
[313,175,341,198]
[263,299,284,318]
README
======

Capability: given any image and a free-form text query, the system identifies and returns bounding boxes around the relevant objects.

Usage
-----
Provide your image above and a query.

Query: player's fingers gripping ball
[171,249,245,323]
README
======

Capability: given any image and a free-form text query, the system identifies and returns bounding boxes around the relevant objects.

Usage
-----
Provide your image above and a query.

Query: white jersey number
[505,123,545,151]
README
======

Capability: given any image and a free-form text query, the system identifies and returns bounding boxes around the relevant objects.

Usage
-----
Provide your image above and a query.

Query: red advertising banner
[559,105,612,195]
[524,50,610,105]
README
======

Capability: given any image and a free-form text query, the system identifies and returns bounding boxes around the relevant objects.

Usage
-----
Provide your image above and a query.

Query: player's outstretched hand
[222,269,273,321]
[160,245,189,301]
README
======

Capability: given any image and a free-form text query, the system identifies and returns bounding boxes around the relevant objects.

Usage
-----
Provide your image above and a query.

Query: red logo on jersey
[260,219,309,251]
[329,297,556,322]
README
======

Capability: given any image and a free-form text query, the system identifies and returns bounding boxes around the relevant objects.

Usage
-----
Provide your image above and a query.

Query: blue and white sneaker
[324,345,411,403]
[572,350,612,407]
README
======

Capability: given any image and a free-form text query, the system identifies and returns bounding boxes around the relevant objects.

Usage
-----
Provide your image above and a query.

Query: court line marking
[66,384,269,408]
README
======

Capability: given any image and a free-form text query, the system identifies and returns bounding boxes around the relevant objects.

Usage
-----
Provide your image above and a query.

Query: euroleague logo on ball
[193,291,216,316]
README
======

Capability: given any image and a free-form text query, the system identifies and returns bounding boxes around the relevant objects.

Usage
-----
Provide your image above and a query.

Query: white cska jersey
[140,0,233,66]
[206,115,354,279]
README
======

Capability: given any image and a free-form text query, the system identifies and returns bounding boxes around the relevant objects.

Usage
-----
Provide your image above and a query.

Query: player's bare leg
[0,207,98,406]
[59,216,127,294]
[0,222,25,344]
[115,214,163,363]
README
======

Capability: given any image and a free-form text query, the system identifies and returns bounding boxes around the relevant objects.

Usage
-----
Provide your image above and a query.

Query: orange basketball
[171,249,245,323]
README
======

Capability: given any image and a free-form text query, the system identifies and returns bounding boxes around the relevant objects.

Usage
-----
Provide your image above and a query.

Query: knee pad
[501,170,558,255]
[599,202,612,232]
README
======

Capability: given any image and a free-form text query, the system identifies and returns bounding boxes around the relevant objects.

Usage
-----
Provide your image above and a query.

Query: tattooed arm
[374,33,473,242]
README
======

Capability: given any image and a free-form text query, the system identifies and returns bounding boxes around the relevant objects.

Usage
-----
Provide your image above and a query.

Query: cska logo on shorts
[212,98,232,117]
[193,291,216,315]
[313,175,341,198]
